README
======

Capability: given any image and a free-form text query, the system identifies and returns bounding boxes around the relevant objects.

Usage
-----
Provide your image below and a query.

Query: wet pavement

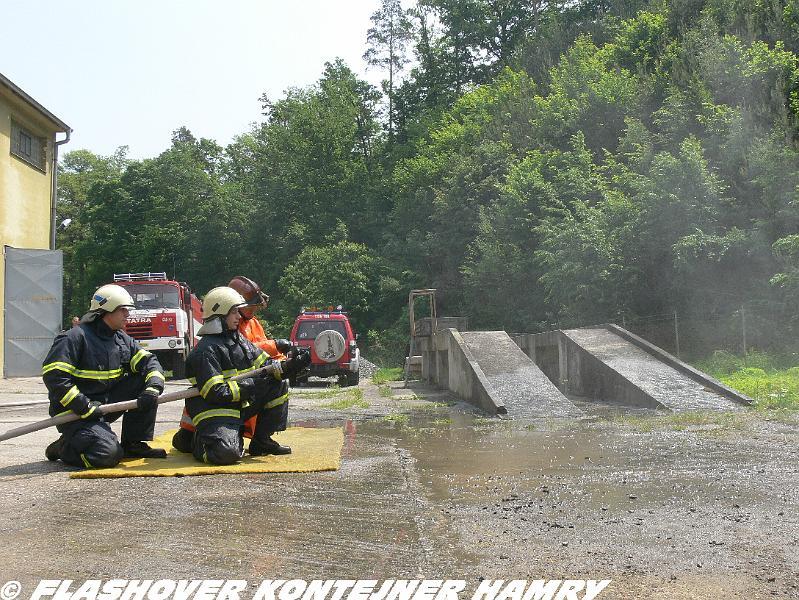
[0,376,797,599]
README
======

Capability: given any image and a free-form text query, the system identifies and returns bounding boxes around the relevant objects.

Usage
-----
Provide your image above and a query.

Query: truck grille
[125,321,153,339]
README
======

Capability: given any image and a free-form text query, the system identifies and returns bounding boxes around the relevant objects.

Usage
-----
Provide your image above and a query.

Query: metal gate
[4,246,63,377]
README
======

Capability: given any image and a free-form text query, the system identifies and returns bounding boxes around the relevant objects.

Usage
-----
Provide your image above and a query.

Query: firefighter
[42,284,167,468]
[171,275,300,453]
[182,286,309,464]
[228,275,295,360]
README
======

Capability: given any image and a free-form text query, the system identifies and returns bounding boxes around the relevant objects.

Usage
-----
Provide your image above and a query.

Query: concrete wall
[560,333,662,407]
[414,316,468,337]
[603,324,752,406]
[419,328,506,415]
[514,330,670,408]
[0,87,60,375]
[513,325,752,409]
[513,331,562,388]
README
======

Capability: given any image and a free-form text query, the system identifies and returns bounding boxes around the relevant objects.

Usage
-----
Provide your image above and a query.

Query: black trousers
[58,372,158,469]
[191,380,289,465]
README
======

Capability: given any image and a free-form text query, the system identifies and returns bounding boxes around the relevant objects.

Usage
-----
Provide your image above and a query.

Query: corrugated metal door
[4,246,63,377]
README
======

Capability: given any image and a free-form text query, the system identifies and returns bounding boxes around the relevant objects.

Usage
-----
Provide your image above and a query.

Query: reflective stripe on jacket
[184,328,276,428]
[42,319,165,417]
[180,317,283,435]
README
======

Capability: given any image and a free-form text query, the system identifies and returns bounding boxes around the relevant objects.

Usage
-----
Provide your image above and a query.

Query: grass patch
[665,411,745,431]
[378,385,393,398]
[722,368,799,410]
[382,412,410,424]
[414,400,450,411]
[613,411,746,432]
[303,385,347,400]
[320,388,369,409]
[694,351,799,410]
[372,367,404,385]
[612,415,655,432]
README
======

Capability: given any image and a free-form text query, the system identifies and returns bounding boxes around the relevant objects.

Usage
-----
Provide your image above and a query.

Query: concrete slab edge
[600,323,754,406]
[447,329,508,416]
[558,330,667,410]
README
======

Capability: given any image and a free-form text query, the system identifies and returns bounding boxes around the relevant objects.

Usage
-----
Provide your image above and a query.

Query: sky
[1,0,389,159]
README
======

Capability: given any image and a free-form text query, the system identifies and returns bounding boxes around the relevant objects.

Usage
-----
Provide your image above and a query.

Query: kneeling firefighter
[42,284,167,468]
[183,286,310,464]
[172,276,301,453]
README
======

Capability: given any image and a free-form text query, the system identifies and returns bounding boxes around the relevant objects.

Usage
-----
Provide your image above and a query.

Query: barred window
[10,119,47,172]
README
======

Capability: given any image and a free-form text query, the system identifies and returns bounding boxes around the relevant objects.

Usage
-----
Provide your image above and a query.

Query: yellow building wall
[0,90,56,376]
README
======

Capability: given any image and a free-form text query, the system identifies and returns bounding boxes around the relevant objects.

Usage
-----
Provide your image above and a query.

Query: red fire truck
[113,272,202,379]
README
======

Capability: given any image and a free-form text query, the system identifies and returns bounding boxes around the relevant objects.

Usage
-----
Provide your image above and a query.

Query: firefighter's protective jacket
[42,319,165,419]
[184,328,275,429]
[179,317,286,435]
[239,317,286,361]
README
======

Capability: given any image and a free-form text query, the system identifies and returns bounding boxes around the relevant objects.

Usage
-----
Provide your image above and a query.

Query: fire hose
[0,366,271,443]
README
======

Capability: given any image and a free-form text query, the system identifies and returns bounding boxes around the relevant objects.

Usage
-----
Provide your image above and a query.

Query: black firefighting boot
[45,435,65,461]
[248,436,291,456]
[122,441,167,459]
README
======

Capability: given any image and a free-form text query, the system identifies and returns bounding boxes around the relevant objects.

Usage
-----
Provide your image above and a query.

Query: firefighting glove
[275,339,293,354]
[258,360,284,381]
[239,377,271,398]
[78,401,104,421]
[137,387,160,412]
[283,348,311,378]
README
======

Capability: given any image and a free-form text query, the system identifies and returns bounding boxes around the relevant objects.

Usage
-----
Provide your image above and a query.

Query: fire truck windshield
[123,284,181,310]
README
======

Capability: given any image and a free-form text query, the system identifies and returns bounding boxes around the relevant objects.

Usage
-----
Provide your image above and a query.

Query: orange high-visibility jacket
[179,317,285,437]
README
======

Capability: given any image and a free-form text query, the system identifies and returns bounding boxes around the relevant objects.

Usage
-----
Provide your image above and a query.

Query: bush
[696,351,799,409]
[373,367,404,384]
[364,324,407,367]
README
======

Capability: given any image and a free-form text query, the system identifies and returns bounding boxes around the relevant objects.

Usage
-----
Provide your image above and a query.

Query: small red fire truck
[113,272,202,379]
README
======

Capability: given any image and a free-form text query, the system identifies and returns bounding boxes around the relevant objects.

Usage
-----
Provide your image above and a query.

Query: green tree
[364,0,414,141]
[279,241,380,326]
[58,147,129,319]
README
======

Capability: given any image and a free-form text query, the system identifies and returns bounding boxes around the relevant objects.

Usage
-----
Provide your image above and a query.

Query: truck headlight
[168,340,177,348]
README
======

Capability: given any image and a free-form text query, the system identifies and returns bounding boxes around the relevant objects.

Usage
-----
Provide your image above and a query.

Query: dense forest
[57,0,799,364]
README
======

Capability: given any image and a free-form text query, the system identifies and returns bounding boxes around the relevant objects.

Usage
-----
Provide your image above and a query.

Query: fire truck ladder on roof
[113,272,168,282]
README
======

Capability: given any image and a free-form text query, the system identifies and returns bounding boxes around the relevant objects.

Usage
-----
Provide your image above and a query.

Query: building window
[10,119,47,172]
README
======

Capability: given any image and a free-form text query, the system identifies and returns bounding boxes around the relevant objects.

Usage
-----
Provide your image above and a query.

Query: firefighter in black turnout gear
[184,286,310,465]
[42,284,167,468]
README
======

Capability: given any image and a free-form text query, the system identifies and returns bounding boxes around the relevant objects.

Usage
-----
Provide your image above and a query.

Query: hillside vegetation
[58,1,799,365]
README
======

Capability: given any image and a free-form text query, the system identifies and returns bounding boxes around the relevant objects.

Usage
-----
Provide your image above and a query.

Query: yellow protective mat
[70,426,343,479]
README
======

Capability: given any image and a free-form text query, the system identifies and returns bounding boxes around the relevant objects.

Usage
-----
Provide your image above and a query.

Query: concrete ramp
[562,327,748,411]
[514,325,751,411]
[459,331,582,418]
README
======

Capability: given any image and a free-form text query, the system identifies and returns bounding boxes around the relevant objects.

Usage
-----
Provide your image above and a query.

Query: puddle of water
[357,414,773,517]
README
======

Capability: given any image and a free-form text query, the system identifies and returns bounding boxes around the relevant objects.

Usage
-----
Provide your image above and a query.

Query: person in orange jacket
[171,275,299,453]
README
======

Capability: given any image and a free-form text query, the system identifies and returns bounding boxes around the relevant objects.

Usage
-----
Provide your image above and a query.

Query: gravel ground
[0,376,797,599]
[359,356,380,378]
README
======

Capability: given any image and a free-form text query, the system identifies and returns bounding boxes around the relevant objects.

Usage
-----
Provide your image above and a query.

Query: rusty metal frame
[404,289,437,386]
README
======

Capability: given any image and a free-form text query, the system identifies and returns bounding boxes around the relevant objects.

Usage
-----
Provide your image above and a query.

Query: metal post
[404,292,415,387]
[741,305,747,356]
[674,311,680,358]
